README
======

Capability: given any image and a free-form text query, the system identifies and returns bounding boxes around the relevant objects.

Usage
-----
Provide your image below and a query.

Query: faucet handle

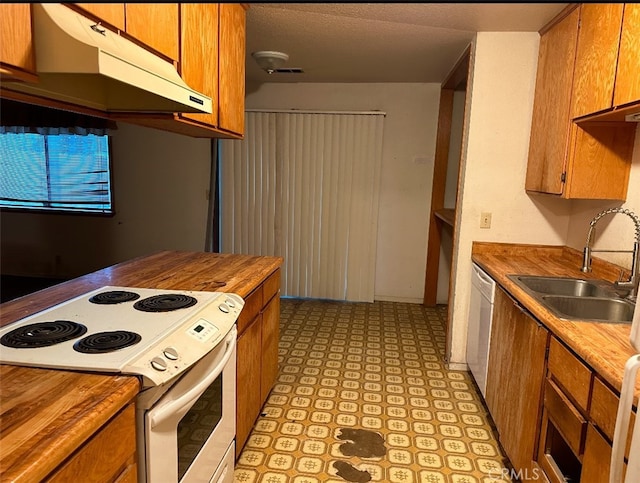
[618,269,626,283]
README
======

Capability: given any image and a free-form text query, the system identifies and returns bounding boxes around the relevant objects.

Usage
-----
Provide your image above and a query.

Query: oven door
[142,326,236,483]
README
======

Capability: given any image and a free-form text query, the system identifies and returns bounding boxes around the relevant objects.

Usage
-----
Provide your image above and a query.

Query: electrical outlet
[480,212,492,229]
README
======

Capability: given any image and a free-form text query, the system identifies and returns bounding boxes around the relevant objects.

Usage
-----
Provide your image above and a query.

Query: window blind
[220,110,384,302]
[0,132,112,213]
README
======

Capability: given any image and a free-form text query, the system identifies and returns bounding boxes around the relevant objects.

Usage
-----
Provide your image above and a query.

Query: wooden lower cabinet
[236,313,263,456]
[235,268,281,458]
[261,295,280,403]
[46,403,137,482]
[486,287,549,475]
[581,424,613,483]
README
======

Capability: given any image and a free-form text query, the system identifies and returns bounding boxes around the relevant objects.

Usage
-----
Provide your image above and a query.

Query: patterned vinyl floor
[234,298,512,483]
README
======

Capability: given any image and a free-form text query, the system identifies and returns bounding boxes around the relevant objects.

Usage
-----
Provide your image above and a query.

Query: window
[0,131,113,214]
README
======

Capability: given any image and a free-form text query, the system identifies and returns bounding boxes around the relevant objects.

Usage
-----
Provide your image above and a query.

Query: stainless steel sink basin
[541,295,635,323]
[507,274,634,323]
[509,275,617,298]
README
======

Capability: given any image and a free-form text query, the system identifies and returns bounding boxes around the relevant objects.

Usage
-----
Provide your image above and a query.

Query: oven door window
[177,374,223,480]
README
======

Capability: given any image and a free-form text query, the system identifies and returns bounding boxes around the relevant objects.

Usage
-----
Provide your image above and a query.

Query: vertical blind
[220,110,385,302]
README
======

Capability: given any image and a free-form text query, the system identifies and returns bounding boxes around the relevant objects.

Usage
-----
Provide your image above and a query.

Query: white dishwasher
[466,262,496,398]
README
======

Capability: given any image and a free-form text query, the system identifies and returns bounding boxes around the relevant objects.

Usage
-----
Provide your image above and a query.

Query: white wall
[1,123,211,277]
[245,83,441,302]
[448,32,573,366]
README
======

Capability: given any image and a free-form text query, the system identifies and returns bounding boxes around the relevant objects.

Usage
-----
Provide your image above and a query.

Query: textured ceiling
[245,3,569,85]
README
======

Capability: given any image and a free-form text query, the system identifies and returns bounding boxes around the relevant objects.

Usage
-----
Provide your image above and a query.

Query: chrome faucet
[581,207,640,300]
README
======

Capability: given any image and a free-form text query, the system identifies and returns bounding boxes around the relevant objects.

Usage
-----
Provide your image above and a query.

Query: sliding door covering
[220,110,385,302]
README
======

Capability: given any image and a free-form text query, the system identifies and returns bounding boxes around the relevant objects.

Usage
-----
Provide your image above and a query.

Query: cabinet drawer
[47,404,136,482]
[263,269,281,306]
[544,379,587,456]
[237,285,263,335]
[591,377,634,459]
[548,337,592,411]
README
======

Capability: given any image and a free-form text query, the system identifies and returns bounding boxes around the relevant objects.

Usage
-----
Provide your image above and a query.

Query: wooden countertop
[1,250,284,327]
[0,250,283,481]
[472,242,638,399]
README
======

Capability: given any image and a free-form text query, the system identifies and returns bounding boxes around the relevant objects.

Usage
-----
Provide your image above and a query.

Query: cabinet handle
[503,288,538,321]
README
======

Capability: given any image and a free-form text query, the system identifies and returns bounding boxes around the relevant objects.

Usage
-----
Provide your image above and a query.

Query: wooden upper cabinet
[179,4,219,127]
[124,3,179,61]
[526,6,579,195]
[73,4,125,31]
[563,122,635,200]
[570,4,624,119]
[219,4,246,135]
[614,4,640,107]
[526,4,636,201]
[0,3,37,83]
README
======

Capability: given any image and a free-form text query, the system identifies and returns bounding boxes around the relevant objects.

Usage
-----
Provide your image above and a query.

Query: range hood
[3,3,212,114]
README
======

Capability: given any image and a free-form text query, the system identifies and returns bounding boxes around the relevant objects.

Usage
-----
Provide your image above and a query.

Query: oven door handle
[150,327,237,429]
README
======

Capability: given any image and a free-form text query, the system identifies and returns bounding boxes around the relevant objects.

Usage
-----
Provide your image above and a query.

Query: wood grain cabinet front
[537,340,590,483]
[0,3,38,83]
[72,3,178,61]
[614,4,640,107]
[535,337,638,483]
[117,3,246,138]
[485,287,549,476]
[570,4,625,119]
[525,4,637,201]
[46,403,137,482]
[73,3,125,31]
[572,3,640,118]
[124,3,179,62]
[235,268,281,458]
[1,3,245,138]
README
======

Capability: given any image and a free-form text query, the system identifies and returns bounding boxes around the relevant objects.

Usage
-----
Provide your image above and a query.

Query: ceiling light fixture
[252,51,289,74]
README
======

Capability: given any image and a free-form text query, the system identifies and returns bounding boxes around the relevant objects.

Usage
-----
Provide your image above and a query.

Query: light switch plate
[480,212,492,229]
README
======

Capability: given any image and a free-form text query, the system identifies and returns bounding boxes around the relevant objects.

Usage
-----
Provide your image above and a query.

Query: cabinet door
[565,121,635,201]
[581,424,615,483]
[47,404,137,482]
[613,4,640,107]
[261,295,280,402]
[74,3,125,31]
[179,4,219,127]
[125,3,179,61]
[0,3,37,82]
[218,4,246,135]
[570,4,624,118]
[236,315,262,458]
[485,287,549,474]
[525,7,579,195]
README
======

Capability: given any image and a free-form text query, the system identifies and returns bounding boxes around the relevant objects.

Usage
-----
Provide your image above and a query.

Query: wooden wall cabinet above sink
[571,4,640,119]
[525,4,638,201]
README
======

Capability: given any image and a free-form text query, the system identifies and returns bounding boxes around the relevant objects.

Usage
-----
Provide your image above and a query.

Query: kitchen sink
[509,275,617,298]
[541,295,635,323]
[507,274,634,323]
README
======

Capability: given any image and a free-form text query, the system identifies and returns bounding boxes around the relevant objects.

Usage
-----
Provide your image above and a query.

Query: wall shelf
[434,208,455,227]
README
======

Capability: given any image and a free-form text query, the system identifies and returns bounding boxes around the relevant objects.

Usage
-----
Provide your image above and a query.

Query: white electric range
[0,285,243,482]
[0,285,242,387]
